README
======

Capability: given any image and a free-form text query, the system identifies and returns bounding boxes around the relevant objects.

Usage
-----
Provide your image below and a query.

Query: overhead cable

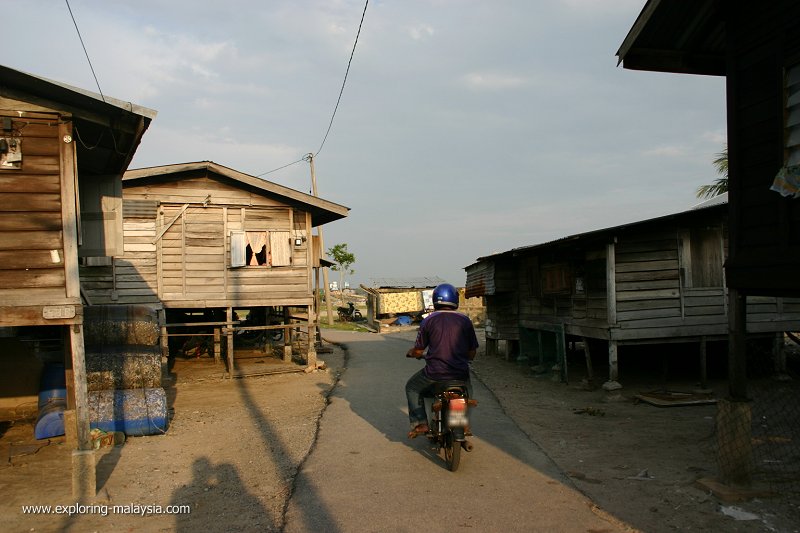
[65,0,105,102]
[315,0,369,157]
[257,0,369,178]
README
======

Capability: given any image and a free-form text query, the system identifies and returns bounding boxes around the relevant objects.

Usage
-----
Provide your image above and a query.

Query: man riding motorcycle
[405,283,479,439]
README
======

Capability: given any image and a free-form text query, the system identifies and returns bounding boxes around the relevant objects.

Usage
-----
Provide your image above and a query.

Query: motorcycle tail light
[447,397,468,427]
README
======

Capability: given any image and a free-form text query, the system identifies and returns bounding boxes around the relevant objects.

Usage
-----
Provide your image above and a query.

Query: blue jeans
[405,368,471,429]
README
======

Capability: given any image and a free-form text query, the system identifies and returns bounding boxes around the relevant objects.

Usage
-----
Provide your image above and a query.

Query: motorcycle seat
[431,380,469,395]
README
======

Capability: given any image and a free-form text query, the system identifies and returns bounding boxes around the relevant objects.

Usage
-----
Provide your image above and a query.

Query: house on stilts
[466,194,800,388]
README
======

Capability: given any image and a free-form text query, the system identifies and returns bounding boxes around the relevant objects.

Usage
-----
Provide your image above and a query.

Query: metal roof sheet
[469,196,728,265]
[367,276,447,289]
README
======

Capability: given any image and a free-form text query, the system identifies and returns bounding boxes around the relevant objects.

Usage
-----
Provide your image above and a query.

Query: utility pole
[307,153,335,326]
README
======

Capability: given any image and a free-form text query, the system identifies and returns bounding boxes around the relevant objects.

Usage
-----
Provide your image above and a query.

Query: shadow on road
[232,370,341,533]
[171,457,270,532]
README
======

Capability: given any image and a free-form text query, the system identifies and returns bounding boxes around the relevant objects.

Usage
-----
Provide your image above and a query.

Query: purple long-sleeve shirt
[414,310,479,381]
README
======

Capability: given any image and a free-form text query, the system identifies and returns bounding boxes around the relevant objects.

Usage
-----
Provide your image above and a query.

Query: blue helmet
[432,283,459,309]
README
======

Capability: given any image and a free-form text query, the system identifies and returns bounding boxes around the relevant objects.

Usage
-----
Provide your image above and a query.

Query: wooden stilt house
[616,0,800,399]
[0,65,155,465]
[466,196,800,387]
[617,2,800,486]
[79,161,349,370]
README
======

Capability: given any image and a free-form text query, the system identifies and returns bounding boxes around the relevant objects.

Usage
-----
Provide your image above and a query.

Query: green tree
[696,145,729,199]
[327,243,355,294]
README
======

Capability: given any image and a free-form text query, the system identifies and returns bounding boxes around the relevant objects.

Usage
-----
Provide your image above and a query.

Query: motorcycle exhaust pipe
[461,440,473,452]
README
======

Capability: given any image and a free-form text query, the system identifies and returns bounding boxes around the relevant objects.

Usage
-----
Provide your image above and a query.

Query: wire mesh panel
[715,335,800,496]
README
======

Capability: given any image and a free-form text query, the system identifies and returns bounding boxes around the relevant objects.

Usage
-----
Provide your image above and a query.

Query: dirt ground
[469,338,800,533]
[0,328,798,532]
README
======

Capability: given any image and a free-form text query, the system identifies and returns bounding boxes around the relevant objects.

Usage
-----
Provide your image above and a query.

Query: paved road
[284,330,631,532]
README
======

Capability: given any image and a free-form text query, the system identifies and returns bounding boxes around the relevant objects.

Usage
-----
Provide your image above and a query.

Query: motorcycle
[426,380,478,472]
[336,301,363,322]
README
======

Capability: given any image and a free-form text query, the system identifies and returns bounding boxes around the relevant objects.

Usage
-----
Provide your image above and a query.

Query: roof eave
[616,0,726,77]
[123,161,350,226]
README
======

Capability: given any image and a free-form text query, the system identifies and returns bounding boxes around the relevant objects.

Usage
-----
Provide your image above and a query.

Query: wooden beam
[60,123,80,300]
[152,203,189,244]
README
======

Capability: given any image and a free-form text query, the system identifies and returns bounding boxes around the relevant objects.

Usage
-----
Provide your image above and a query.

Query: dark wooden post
[283,306,292,362]
[306,304,317,368]
[226,307,234,375]
[773,332,787,376]
[699,337,708,390]
[582,337,595,385]
[213,327,221,364]
[486,338,497,358]
[718,288,753,486]
[728,289,747,399]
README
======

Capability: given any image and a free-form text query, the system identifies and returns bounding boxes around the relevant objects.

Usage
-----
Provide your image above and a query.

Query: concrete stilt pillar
[72,449,96,501]
[602,340,621,391]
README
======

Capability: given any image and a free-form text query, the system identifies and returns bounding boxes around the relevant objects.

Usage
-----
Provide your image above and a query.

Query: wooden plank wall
[614,230,684,330]
[159,205,225,302]
[494,207,800,344]
[0,113,70,311]
[485,293,518,340]
[614,225,800,338]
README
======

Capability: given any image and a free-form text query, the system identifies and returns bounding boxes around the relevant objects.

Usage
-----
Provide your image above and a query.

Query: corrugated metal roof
[470,196,728,265]
[367,276,446,289]
[691,192,728,209]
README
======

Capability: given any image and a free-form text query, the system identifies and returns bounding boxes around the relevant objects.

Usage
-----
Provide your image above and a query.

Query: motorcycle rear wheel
[444,431,461,472]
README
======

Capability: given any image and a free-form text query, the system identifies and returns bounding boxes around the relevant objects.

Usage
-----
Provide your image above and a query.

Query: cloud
[408,24,435,41]
[555,0,644,16]
[702,129,727,145]
[642,145,687,157]
[461,72,528,91]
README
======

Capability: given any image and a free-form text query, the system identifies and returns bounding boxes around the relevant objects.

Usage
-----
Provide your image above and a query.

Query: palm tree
[696,145,728,199]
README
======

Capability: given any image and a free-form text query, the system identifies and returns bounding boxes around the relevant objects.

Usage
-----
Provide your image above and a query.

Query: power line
[256,0,369,178]
[65,0,105,102]
[315,0,369,157]
[256,157,307,177]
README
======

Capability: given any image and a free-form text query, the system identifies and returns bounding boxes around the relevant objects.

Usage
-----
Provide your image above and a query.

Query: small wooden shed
[361,277,447,331]
[0,65,155,472]
[79,161,349,368]
[466,196,800,387]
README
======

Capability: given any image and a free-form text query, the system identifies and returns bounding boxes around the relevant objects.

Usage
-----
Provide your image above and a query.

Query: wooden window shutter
[230,231,246,267]
[270,231,292,266]
[541,264,571,294]
[79,174,123,257]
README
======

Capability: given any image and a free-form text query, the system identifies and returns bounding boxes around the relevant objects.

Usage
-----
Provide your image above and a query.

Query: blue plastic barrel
[38,363,66,408]
[35,399,66,439]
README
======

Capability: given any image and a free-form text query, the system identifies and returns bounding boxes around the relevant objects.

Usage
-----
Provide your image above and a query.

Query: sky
[7,0,727,288]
